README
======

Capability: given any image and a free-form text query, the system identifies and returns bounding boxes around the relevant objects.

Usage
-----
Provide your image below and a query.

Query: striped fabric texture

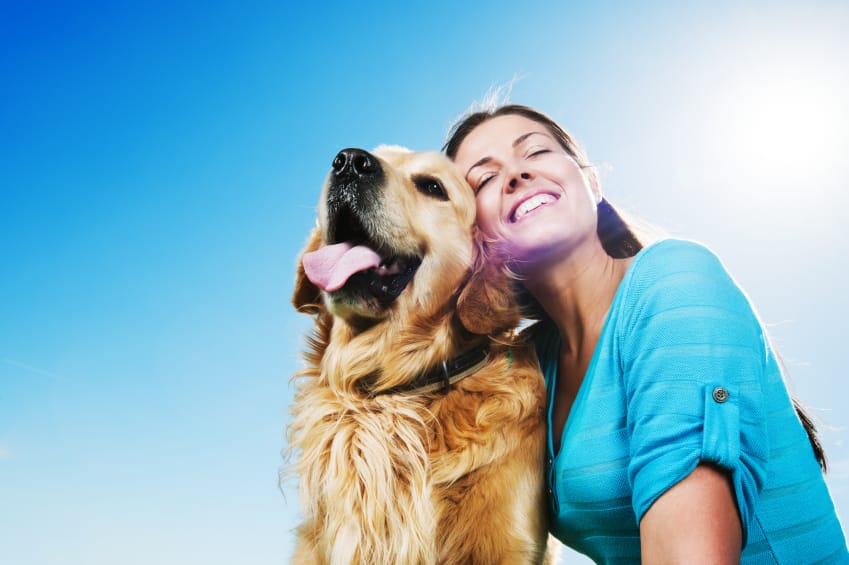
[535,239,848,563]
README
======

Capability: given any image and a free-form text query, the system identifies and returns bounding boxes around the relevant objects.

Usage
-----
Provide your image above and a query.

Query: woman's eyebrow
[465,131,552,178]
[512,131,551,147]
[466,156,492,179]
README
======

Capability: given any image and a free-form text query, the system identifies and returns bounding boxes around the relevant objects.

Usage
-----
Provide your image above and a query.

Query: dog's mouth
[302,208,422,305]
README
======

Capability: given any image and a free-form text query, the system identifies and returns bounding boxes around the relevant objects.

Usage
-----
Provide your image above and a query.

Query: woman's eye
[476,174,495,192]
[528,148,550,158]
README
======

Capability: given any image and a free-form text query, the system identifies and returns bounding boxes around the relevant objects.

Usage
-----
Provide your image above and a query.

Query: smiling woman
[456,116,603,266]
[444,103,849,563]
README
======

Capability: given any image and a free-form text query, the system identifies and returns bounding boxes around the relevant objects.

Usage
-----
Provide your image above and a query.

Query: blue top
[534,239,848,563]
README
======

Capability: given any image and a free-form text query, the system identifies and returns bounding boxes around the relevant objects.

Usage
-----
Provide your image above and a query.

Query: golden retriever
[288,145,550,564]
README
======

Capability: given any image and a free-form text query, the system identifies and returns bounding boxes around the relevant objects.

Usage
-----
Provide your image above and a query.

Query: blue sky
[2,1,847,563]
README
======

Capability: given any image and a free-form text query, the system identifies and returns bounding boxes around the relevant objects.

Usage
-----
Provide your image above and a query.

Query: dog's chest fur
[290,343,547,564]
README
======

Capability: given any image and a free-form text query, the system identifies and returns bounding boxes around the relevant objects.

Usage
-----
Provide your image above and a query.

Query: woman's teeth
[513,193,556,222]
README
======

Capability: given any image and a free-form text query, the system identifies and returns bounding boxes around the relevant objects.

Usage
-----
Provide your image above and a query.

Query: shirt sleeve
[618,240,769,544]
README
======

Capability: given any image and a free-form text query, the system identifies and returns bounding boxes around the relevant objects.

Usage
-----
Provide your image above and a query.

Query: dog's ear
[293,227,325,315]
[456,237,521,335]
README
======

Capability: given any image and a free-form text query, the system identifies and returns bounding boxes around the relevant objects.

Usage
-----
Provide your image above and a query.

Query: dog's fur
[288,146,550,564]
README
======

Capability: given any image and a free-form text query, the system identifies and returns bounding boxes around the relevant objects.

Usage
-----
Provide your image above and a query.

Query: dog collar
[373,342,491,396]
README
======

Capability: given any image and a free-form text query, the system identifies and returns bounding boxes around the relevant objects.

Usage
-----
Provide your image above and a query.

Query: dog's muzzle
[301,148,422,309]
[326,148,384,229]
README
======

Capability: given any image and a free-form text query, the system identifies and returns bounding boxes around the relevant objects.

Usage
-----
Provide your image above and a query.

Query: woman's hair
[444,104,643,260]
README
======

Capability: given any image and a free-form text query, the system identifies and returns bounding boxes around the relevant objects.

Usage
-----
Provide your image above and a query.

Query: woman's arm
[640,463,742,564]
[621,241,770,548]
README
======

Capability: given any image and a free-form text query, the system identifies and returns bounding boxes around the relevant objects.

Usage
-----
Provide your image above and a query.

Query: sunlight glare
[721,73,848,191]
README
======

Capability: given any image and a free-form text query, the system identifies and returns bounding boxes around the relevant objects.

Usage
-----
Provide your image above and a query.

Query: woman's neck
[523,238,631,355]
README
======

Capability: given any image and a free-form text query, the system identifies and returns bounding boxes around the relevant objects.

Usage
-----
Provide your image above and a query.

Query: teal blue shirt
[534,239,848,563]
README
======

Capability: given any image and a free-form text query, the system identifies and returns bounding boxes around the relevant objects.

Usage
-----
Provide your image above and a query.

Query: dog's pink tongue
[302,242,382,292]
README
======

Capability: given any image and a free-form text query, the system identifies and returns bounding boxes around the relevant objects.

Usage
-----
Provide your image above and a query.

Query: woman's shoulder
[616,237,746,321]
[630,237,725,276]
[620,237,733,295]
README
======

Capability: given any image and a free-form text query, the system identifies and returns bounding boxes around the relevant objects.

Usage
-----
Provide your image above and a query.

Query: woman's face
[453,114,601,265]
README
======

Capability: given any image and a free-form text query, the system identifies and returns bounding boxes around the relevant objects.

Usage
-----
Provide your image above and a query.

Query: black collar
[371,342,491,396]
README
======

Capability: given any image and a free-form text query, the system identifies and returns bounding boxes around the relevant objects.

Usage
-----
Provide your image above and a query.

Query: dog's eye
[413,176,448,200]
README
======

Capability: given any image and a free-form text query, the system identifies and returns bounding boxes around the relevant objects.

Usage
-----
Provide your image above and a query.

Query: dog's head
[293,145,518,337]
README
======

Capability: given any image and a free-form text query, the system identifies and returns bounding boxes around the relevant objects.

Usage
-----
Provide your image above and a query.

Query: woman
[445,104,848,563]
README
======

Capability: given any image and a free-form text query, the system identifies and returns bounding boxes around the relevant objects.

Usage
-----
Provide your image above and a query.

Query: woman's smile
[510,190,560,223]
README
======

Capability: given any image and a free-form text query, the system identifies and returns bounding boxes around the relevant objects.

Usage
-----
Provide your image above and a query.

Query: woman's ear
[586,166,603,204]
[456,236,521,335]
[292,228,325,315]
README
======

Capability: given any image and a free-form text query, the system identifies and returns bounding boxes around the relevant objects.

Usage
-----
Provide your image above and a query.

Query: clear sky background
[2,1,847,563]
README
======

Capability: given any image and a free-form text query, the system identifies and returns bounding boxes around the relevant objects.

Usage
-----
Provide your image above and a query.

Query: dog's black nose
[332,148,381,179]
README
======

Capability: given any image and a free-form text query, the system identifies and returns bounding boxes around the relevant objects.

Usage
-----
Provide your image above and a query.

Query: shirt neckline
[546,241,659,460]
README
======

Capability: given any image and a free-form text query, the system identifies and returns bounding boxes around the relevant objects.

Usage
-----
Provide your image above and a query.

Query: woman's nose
[507,171,532,193]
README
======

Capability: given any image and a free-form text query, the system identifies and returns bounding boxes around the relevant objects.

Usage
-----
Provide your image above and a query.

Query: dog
[288,145,551,564]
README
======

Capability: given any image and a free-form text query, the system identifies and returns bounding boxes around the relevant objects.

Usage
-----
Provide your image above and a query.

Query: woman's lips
[510,191,559,223]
